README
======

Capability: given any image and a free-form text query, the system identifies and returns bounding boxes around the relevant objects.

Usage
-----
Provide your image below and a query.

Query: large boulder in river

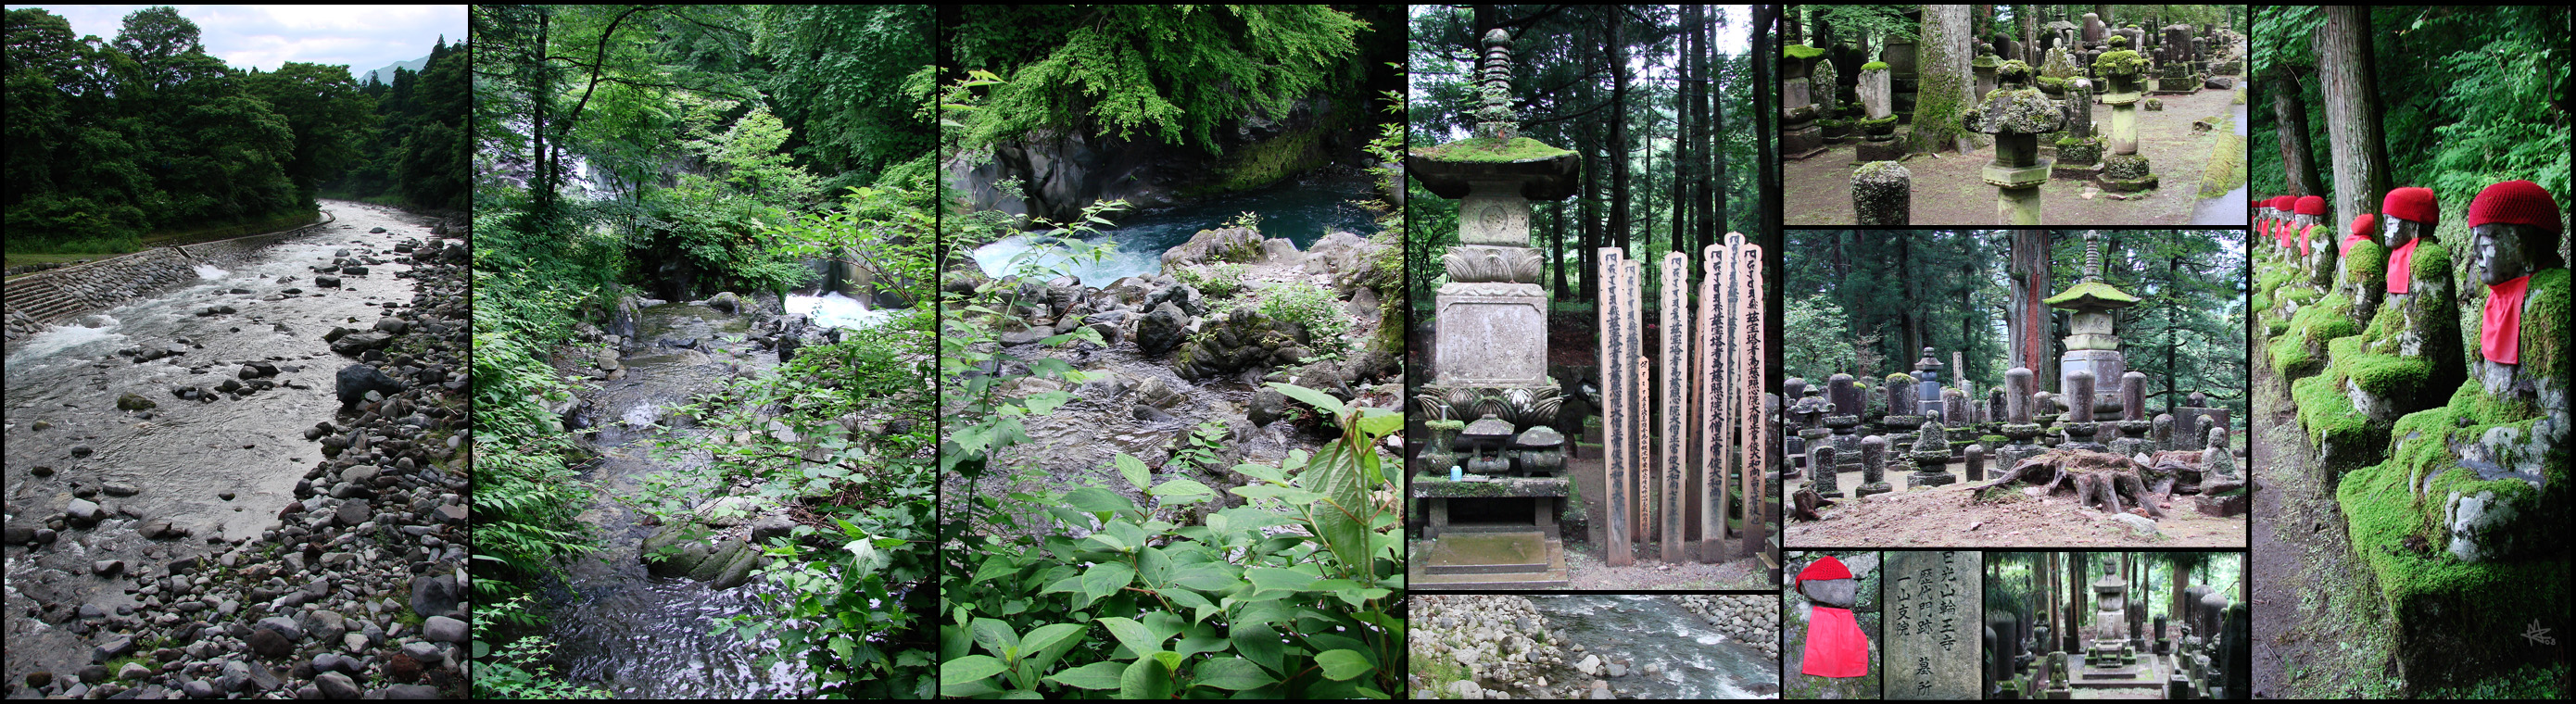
[1305,231,1391,296]
[1160,227,1265,271]
[335,364,405,410]
[707,291,742,315]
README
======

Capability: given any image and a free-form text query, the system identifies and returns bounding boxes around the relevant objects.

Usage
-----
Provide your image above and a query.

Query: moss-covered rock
[1861,61,1889,71]
[2334,379,2570,688]
[2294,372,2383,479]
[1785,44,1827,60]
[2093,49,2147,77]
[1964,87,2065,134]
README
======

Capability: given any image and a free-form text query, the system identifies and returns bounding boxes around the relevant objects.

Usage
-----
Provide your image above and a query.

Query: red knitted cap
[2352,213,2376,237]
[2468,180,2562,233]
[2382,187,2439,226]
[2269,195,2294,210]
[2296,195,2327,216]
[1798,555,1853,582]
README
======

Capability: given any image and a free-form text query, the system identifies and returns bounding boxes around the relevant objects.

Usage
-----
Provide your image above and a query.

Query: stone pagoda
[2046,232,2139,416]
[1406,29,1579,589]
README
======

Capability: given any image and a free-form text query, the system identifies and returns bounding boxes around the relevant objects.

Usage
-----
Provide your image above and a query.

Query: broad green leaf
[1081,561,1135,602]
[941,654,1006,686]
[1023,390,1073,415]
[1190,656,1278,690]
[1148,477,1215,503]
[1022,622,1089,672]
[1266,382,1347,416]
[1135,544,1174,585]
[1170,562,1239,592]
[1065,486,1136,515]
[1303,439,1373,574]
[1043,660,1126,690]
[1230,484,1326,505]
[971,618,1020,660]
[1095,615,1163,659]
[1118,655,1175,699]
[1245,566,1319,593]
[1115,452,1152,491]
[1163,587,1221,622]
[1231,622,1285,674]
[1314,649,1375,681]
[1354,409,1402,439]
[1229,461,1287,484]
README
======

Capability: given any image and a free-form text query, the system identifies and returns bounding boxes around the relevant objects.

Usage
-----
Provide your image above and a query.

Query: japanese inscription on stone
[1882,551,1981,699]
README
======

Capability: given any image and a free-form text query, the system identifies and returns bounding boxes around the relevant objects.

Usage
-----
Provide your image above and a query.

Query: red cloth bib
[2482,275,2529,365]
[2386,240,2419,295]
[2299,223,2313,257]
[2341,232,2370,257]
[1802,605,1870,678]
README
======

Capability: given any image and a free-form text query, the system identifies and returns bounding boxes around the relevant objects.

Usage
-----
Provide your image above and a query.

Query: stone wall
[3,212,331,343]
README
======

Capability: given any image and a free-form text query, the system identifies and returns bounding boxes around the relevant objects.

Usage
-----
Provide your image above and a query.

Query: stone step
[1411,534,1569,589]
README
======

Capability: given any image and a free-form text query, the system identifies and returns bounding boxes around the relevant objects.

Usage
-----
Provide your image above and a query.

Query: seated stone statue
[2295,195,2336,286]
[2296,187,2457,476]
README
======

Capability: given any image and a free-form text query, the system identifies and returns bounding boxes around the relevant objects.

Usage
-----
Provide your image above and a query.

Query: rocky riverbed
[1410,594,1780,699]
[4,202,470,698]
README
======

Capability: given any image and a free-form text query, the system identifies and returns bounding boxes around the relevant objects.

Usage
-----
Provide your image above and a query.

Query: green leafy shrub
[1250,281,1351,353]
[940,383,1402,698]
[1174,263,1249,298]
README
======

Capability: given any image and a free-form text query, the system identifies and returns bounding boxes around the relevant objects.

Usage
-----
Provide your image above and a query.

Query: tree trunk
[2269,67,2326,198]
[1913,3,1977,153]
[1610,17,1632,258]
[2317,6,2392,220]
[2021,5,2038,64]
[1755,5,1778,235]
[1553,202,1572,298]
[1673,5,1696,258]
[1705,15,1724,247]
[529,8,554,216]
[2008,230,2052,383]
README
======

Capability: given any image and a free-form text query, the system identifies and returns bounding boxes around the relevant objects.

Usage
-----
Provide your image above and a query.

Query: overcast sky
[6,5,466,79]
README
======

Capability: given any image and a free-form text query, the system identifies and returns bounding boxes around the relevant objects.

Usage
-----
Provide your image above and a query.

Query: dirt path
[1783,458,2247,548]
[2248,341,2401,698]
[1787,85,2242,226]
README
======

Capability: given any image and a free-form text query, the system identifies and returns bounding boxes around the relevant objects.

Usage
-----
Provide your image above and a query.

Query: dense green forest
[2251,6,2570,224]
[1405,5,1763,307]
[938,6,1407,698]
[2,6,465,255]
[469,5,934,698]
[1781,230,2246,422]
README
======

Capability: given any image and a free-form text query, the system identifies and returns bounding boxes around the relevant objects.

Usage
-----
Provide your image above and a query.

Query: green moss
[1194,129,1325,196]
[2519,268,2570,383]
[1411,136,1577,164]
[1785,44,1827,60]
[2279,285,2321,307]
[2293,372,2383,474]
[2337,415,2570,681]
[1861,61,1889,71]
[2252,292,2271,315]
[1972,55,1999,69]
[2334,343,2434,405]
[2255,263,2299,302]
[2199,132,2247,199]
[2268,333,2323,380]
[2043,280,2141,308]
[2345,238,2387,285]
[2093,49,2147,77]
[1426,419,1465,433]
[1856,116,1900,131]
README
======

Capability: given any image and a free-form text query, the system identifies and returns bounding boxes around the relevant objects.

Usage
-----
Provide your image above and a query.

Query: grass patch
[2200,129,2246,199]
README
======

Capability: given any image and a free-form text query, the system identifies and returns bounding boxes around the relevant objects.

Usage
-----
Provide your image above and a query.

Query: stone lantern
[1963,77,2065,225]
[2091,37,2159,193]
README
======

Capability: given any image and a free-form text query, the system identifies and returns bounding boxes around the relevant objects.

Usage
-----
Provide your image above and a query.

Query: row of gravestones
[1781,363,2237,509]
[2251,181,2568,681]
[1982,583,2248,698]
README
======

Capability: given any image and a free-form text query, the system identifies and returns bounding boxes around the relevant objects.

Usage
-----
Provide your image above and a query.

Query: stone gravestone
[1860,66,1892,119]
[1884,551,1983,699]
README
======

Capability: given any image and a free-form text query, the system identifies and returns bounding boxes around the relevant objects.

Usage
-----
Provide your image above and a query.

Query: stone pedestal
[1907,423,1957,488]
[1784,106,1825,160]
[1811,445,1842,498]
[1853,161,1912,225]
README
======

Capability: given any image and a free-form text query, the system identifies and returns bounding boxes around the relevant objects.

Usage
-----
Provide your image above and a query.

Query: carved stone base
[1908,471,1958,488]
[1856,137,1908,163]
[1854,482,1893,498]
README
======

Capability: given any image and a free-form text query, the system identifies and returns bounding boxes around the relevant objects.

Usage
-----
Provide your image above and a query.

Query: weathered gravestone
[1884,550,1983,699]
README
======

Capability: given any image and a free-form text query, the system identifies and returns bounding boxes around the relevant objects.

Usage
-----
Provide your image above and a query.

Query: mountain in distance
[360,55,429,85]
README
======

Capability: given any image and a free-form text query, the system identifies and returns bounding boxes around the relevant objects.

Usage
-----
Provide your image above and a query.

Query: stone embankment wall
[4,212,332,343]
